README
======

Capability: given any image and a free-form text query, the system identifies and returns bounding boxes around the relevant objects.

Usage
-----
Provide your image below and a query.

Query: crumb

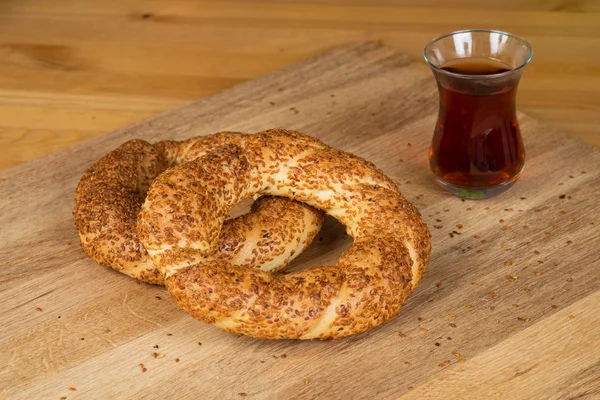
[153,345,159,348]
[458,358,465,364]
[449,313,455,317]
[281,354,287,359]
[151,352,164,359]
[198,342,202,346]
[524,287,531,294]
[535,271,542,277]
[456,224,463,229]
[466,304,473,308]
[566,240,572,245]
[420,327,427,333]
[239,393,247,397]
[36,307,43,312]
[408,386,414,390]
[559,194,566,199]
[105,329,110,333]
[155,296,162,300]
[304,379,311,385]
[69,388,76,392]
[175,358,180,362]
[436,283,443,288]
[506,275,518,281]
[568,314,574,319]
[166,333,173,336]
[512,304,519,307]
[517,317,530,322]
[551,305,558,309]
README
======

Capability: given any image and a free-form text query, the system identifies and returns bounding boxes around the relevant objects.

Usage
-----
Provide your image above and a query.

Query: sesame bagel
[138,129,431,339]
[73,133,324,284]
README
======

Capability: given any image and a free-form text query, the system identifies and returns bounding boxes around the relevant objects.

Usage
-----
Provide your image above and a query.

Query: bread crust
[138,129,431,339]
[73,132,324,284]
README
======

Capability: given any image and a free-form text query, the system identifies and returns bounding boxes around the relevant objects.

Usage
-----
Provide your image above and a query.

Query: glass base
[435,176,520,200]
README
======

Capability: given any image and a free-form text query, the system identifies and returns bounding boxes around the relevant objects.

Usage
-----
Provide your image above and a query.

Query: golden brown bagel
[73,133,324,284]
[138,129,431,339]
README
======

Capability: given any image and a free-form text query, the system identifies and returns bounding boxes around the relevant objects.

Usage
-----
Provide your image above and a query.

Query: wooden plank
[0,42,598,399]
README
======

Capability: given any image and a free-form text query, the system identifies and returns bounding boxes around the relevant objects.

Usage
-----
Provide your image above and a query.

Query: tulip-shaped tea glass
[424,30,533,199]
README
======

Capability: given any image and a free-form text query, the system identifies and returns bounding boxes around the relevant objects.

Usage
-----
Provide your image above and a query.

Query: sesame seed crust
[73,133,324,284]
[139,129,432,339]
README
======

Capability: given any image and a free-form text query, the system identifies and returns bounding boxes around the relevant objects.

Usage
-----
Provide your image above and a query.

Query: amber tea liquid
[430,57,525,193]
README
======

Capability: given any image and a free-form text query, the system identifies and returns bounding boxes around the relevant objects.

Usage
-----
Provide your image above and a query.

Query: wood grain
[0,42,598,399]
[0,0,599,170]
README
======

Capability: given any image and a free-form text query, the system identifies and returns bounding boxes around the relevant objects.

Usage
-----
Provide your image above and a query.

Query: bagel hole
[225,198,352,274]
[284,215,353,274]
[225,198,254,219]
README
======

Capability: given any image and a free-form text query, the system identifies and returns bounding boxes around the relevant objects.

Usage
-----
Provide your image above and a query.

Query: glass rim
[423,29,534,80]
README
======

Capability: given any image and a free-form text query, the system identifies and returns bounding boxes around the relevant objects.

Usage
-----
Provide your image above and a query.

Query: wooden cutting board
[1,42,598,400]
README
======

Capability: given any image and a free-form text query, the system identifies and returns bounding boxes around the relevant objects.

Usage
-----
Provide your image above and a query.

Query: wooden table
[0,0,599,171]
[1,40,599,399]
